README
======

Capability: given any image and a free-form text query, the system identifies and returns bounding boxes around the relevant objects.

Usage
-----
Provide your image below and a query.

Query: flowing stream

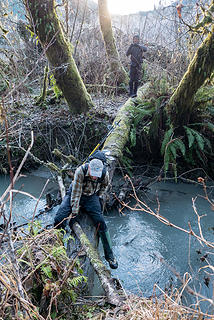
[1,168,214,313]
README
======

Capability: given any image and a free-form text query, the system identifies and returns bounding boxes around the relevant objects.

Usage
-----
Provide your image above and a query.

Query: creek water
[1,169,214,313]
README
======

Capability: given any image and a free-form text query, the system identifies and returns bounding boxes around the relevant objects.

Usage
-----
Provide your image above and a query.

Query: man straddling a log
[54,151,118,269]
[126,34,147,98]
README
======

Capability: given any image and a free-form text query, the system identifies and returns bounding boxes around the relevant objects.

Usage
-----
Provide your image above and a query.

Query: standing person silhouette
[126,35,147,97]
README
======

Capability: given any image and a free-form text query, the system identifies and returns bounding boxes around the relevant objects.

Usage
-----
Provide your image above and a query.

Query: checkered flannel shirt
[70,164,109,215]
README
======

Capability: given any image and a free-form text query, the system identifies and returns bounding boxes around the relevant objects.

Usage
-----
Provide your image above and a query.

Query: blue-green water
[103,181,214,313]
[1,171,214,313]
[0,167,58,227]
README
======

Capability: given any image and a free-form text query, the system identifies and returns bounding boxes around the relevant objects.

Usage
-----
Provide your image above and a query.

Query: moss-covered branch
[193,2,214,31]
[52,148,80,164]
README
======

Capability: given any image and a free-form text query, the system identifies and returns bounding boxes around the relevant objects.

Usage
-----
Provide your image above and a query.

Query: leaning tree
[167,1,214,127]
[98,0,128,86]
[24,0,94,114]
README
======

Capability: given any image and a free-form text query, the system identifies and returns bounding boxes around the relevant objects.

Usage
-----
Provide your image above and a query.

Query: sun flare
[107,0,157,15]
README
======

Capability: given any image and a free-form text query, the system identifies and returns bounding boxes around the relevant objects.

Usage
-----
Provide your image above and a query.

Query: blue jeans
[54,184,107,232]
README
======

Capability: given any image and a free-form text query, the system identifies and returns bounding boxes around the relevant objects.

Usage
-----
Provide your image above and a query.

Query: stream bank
[1,169,214,318]
[0,95,127,174]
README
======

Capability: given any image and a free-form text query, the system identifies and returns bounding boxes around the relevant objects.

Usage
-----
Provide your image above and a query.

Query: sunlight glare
[107,0,156,15]
[94,0,174,15]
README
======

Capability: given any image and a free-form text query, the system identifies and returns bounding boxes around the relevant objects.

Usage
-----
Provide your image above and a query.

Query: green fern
[160,127,174,155]
[68,276,87,288]
[205,121,214,132]
[161,129,186,179]
[184,126,195,148]
[130,126,137,147]
[41,265,53,279]
[184,126,205,151]
[51,245,67,261]
[189,121,214,132]
[193,130,204,151]
[172,139,186,156]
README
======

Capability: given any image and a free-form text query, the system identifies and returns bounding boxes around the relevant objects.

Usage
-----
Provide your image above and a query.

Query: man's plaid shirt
[70,164,109,215]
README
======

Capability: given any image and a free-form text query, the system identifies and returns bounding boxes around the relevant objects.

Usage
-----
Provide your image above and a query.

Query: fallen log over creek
[59,83,152,305]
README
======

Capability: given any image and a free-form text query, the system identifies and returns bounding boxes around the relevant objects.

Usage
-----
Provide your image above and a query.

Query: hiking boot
[131,94,137,98]
[107,257,118,269]
[99,230,118,269]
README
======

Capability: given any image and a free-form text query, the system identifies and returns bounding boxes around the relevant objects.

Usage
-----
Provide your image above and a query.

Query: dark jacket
[126,43,147,67]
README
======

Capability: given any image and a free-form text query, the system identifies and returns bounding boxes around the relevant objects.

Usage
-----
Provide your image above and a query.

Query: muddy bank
[0,95,127,174]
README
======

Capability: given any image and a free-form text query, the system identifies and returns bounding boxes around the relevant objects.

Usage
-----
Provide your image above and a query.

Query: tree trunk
[25,0,94,114]
[98,0,128,86]
[168,25,214,127]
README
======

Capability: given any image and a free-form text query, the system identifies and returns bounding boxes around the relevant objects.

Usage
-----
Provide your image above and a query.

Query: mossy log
[25,0,94,114]
[71,222,123,306]
[102,82,152,182]
[168,25,214,127]
[98,0,128,85]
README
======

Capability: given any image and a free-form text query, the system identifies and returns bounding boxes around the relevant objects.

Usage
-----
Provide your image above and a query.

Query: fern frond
[68,276,87,288]
[191,129,204,151]
[184,126,195,148]
[161,128,174,155]
[204,121,214,132]
[195,149,205,164]
[172,139,186,156]
[168,143,177,159]
[130,126,136,147]
[189,121,214,133]
[164,149,170,174]
[203,137,212,150]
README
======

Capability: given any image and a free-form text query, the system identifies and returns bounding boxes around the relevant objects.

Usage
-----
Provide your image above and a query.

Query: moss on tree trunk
[25,0,94,114]
[98,0,128,85]
[168,25,214,127]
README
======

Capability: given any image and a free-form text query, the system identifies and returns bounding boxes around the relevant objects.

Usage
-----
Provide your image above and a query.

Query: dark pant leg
[133,80,139,94]
[129,80,134,96]
[80,194,115,260]
[80,194,107,232]
[130,65,140,96]
[54,184,72,229]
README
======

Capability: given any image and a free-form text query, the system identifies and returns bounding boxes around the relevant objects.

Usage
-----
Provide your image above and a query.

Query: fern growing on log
[161,128,186,181]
